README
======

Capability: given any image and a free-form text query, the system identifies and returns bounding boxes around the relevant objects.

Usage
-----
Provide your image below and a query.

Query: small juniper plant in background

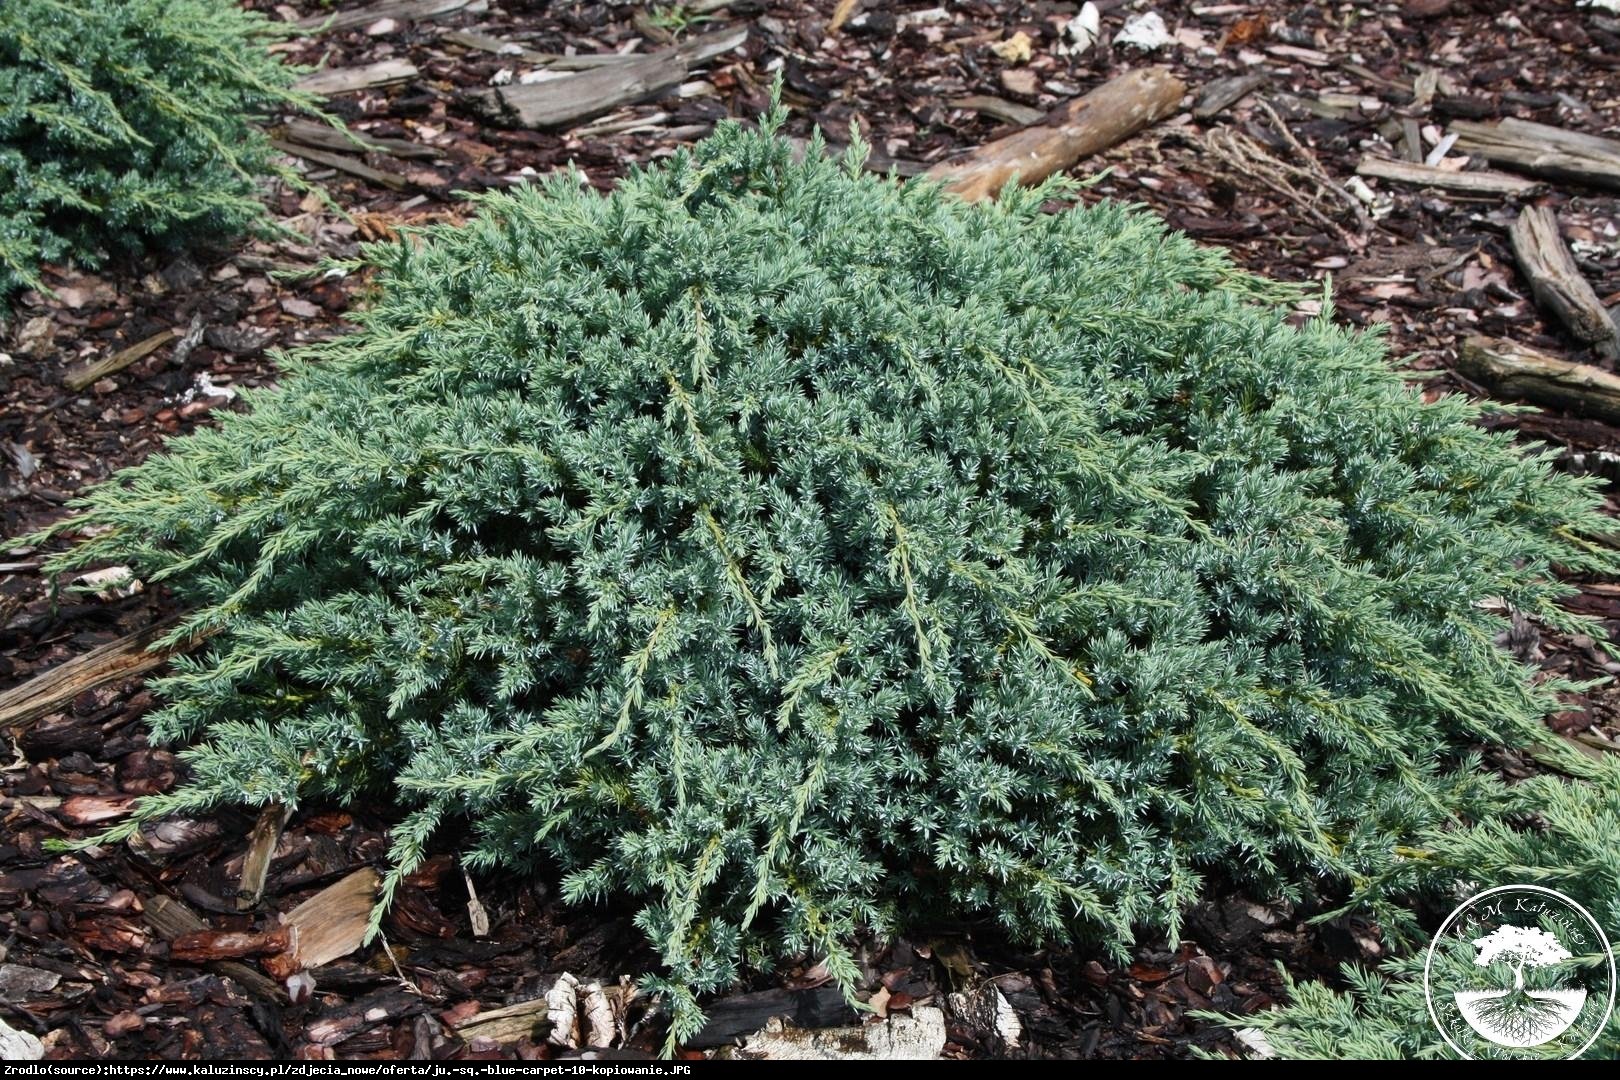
[0,0,315,297]
[40,102,1620,1047]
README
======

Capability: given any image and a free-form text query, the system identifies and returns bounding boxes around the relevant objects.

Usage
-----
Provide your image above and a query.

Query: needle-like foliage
[0,0,311,296]
[1208,764,1620,1059]
[42,106,1620,1045]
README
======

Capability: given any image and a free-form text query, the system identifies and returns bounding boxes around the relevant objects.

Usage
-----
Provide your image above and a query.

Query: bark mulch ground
[1,0,1618,1061]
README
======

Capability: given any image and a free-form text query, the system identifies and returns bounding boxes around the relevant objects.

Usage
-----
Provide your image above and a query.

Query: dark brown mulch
[2,0,1618,1061]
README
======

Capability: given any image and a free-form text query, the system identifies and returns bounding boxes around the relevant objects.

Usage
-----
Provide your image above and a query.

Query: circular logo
[1424,884,1615,1059]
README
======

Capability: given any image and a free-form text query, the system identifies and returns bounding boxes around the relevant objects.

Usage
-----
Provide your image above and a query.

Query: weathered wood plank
[277,119,437,160]
[468,27,747,130]
[0,617,194,729]
[1451,118,1620,191]
[301,0,469,33]
[1510,205,1620,358]
[294,59,419,97]
[1355,157,1542,195]
[1457,336,1620,423]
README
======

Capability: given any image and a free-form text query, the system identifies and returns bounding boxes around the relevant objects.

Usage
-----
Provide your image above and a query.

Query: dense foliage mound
[0,0,309,296]
[1215,763,1620,1059]
[48,111,1619,1039]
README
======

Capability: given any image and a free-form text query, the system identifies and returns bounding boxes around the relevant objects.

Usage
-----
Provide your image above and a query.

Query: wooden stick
[0,616,197,729]
[925,67,1187,202]
[440,30,640,69]
[1457,336,1620,423]
[277,119,437,161]
[63,329,177,393]
[1355,157,1542,196]
[270,139,411,191]
[948,96,1044,127]
[295,59,419,98]
[300,0,469,32]
[1451,118,1620,192]
[1509,206,1620,359]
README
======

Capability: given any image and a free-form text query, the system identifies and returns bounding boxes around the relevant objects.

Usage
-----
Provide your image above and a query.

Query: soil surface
[2,0,1618,1061]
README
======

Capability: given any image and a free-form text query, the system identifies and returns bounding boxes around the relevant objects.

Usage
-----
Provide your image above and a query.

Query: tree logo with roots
[1424,885,1615,1059]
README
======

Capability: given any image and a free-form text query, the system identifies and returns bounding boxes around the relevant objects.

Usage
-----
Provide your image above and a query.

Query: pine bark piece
[236,803,294,911]
[1457,336,1620,423]
[295,59,419,98]
[1192,73,1267,119]
[1509,206,1620,358]
[0,616,193,729]
[686,985,857,1048]
[300,0,469,32]
[63,329,178,393]
[468,27,748,130]
[58,794,135,825]
[263,867,380,979]
[1451,118,1620,191]
[925,67,1187,202]
[1354,157,1542,196]
[304,988,423,1046]
[170,927,292,963]
[143,895,283,1000]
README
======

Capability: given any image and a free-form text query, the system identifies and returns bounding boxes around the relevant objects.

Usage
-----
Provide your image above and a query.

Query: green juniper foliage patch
[1207,764,1620,1060]
[46,108,1620,1042]
[0,0,310,296]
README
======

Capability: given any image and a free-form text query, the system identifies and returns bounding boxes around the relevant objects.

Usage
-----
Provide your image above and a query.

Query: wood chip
[142,896,282,1000]
[170,927,292,963]
[948,95,1044,127]
[236,803,293,911]
[452,995,553,1045]
[264,868,379,979]
[1192,73,1267,119]
[720,1007,947,1060]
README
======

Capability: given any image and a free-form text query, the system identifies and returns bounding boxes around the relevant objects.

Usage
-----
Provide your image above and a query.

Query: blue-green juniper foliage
[0,0,310,296]
[1207,763,1620,1059]
[44,108,1620,1042]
